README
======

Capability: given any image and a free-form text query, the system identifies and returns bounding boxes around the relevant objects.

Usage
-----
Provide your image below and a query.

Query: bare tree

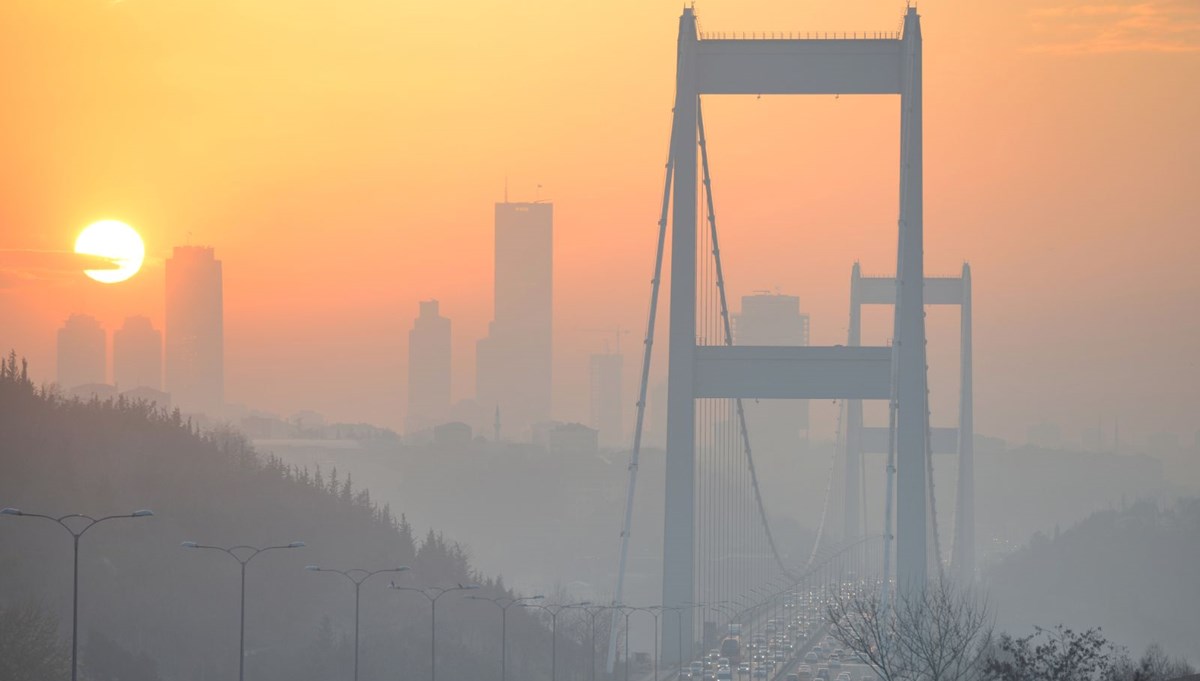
[827,579,993,681]
[984,625,1117,681]
[0,601,69,681]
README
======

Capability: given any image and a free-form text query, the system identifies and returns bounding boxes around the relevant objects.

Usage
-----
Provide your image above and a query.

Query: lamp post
[582,605,618,681]
[467,594,543,681]
[619,606,660,681]
[661,601,706,677]
[305,565,410,681]
[522,601,591,681]
[181,540,305,681]
[2,507,153,681]
[390,583,479,681]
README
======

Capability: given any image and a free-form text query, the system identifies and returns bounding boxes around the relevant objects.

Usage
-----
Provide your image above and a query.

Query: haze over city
[1,1,1198,681]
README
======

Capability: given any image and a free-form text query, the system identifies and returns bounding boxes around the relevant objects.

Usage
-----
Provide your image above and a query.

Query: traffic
[677,588,880,681]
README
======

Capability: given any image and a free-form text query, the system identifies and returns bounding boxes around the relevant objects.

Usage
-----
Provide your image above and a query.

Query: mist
[2,1,1198,681]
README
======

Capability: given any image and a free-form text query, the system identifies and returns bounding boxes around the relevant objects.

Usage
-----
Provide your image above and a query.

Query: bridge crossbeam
[693,345,892,400]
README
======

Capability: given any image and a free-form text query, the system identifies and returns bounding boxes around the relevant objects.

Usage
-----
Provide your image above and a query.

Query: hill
[988,495,1200,665]
[0,354,589,681]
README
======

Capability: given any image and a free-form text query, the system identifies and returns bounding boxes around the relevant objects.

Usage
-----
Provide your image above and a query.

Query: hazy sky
[1,0,1197,444]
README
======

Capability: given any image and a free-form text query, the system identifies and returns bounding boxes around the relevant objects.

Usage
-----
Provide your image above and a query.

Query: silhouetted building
[121,386,171,410]
[407,300,452,433]
[734,292,811,453]
[434,421,472,448]
[165,246,223,415]
[70,383,117,401]
[590,351,623,447]
[476,201,553,439]
[57,313,106,390]
[1027,420,1062,449]
[113,315,162,391]
[532,421,598,457]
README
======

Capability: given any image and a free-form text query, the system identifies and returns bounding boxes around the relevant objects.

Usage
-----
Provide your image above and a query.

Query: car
[753,668,769,679]
[717,670,733,681]
[830,659,842,669]
[787,675,802,681]
[805,652,819,663]
[797,665,813,679]
[817,667,831,680]
[738,663,751,674]
[837,673,852,681]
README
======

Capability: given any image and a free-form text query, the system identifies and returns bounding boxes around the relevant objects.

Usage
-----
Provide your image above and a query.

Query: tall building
[734,292,810,453]
[589,351,623,448]
[165,246,223,415]
[407,300,452,433]
[56,313,106,390]
[476,201,553,439]
[113,315,162,391]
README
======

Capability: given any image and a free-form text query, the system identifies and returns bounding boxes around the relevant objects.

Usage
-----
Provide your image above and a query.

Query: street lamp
[305,565,410,681]
[1,507,153,681]
[390,583,479,681]
[521,601,590,681]
[661,601,706,675]
[582,605,618,681]
[181,540,305,681]
[467,594,543,681]
[618,606,660,681]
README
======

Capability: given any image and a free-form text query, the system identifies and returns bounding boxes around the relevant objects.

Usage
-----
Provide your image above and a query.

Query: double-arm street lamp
[181,541,306,681]
[1,507,154,681]
[520,600,591,681]
[582,604,620,681]
[617,606,661,681]
[305,565,410,681]
[467,594,544,681]
[664,600,709,671]
[390,583,480,681]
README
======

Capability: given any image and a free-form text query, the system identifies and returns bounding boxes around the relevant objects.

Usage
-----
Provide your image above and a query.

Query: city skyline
[0,0,1196,445]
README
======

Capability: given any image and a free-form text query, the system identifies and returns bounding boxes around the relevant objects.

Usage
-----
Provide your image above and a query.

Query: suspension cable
[697,100,797,582]
[605,102,679,674]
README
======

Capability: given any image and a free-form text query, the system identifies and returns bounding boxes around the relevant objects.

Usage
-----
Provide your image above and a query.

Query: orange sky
[1,0,1197,444]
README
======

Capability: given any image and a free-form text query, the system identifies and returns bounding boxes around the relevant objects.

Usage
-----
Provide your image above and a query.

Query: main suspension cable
[697,100,797,582]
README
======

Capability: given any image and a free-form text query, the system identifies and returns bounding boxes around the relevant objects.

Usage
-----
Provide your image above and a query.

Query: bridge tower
[661,7,931,666]
[841,263,975,581]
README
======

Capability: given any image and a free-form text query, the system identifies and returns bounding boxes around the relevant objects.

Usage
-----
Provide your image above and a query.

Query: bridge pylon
[841,263,975,582]
[657,6,932,669]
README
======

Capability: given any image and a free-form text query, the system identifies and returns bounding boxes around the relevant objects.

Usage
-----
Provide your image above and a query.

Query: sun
[75,220,145,284]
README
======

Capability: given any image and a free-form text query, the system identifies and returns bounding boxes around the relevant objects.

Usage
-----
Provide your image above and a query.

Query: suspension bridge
[605,6,977,676]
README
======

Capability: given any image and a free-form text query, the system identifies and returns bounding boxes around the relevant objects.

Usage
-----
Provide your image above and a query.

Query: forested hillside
[989,495,1200,664]
[0,355,592,681]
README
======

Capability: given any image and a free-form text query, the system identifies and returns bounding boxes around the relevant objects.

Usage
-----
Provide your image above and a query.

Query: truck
[719,635,742,667]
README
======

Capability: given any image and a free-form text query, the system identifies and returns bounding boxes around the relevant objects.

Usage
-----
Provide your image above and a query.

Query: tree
[0,601,69,681]
[827,579,993,681]
[984,625,1116,681]
[1107,644,1194,681]
[82,629,162,681]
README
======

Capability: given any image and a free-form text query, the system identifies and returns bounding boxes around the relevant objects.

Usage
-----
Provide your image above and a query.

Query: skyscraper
[476,201,553,440]
[113,315,162,391]
[407,299,452,433]
[734,292,810,453]
[590,351,623,448]
[165,246,223,415]
[56,313,106,389]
